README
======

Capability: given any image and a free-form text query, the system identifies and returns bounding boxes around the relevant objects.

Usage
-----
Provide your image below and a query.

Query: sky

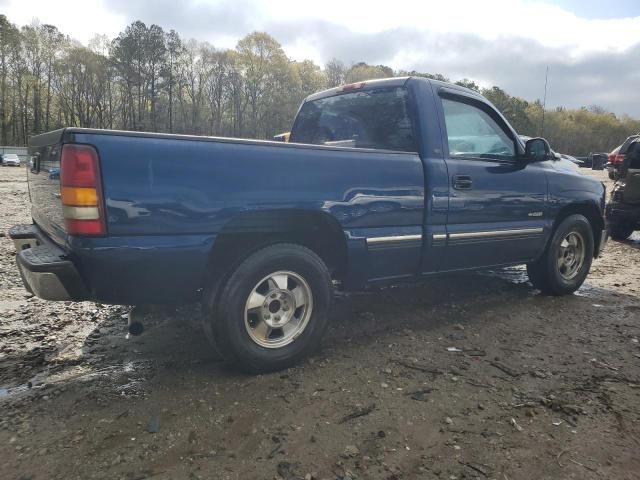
[2,0,639,117]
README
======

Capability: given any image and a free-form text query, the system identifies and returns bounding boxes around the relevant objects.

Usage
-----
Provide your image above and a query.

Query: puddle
[0,369,49,400]
[0,384,32,399]
[483,265,529,284]
[0,360,154,402]
[573,283,605,298]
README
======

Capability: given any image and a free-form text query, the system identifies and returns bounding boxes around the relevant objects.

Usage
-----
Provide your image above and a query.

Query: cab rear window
[290,87,417,152]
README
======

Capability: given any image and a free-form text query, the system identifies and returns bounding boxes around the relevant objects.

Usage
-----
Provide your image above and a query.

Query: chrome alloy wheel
[557,231,585,280]
[244,271,313,348]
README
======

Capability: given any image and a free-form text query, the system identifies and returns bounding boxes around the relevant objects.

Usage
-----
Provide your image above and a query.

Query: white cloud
[2,0,125,42]
[4,0,639,54]
[267,0,640,57]
[3,0,640,116]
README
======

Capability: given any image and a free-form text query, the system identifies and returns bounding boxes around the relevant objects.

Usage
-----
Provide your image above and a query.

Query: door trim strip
[366,234,423,245]
[434,227,543,241]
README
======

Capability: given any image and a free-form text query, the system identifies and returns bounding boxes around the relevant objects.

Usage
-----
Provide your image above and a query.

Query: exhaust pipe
[127,306,146,336]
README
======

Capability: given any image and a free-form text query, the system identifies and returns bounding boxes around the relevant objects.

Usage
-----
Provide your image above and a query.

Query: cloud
[447,38,640,117]
[4,0,640,117]
[262,18,640,116]
[101,0,640,116]
[106,0,256,38]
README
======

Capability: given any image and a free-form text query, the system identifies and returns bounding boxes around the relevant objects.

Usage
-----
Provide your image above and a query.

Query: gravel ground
[1,165,639,480]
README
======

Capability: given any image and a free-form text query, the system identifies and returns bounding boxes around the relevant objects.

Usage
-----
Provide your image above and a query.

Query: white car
[2,153,20,166]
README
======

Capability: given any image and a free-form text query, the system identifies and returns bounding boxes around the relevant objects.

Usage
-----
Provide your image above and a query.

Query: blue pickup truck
[11,77,606,372]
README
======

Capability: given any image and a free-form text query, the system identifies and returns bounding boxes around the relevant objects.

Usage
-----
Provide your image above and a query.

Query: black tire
[206,244,332,373]
[527,214,594,296]
[609,222,635,241]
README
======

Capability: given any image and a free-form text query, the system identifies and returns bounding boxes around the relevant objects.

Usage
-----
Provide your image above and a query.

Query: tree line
[1,15,638,155]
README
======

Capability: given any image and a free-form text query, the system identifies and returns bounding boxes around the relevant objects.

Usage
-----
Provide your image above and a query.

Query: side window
[441,97,515,160]
[291,87,418,152]
[628,142,640,170]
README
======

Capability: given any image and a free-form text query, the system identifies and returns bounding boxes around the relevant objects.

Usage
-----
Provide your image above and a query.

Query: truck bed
[26,128,425,303]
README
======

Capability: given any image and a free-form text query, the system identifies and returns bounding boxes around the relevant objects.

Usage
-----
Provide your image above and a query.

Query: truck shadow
[1,267,632,405]
[80,266,628,374]
[326,268,533,345]
[80,267,537,370]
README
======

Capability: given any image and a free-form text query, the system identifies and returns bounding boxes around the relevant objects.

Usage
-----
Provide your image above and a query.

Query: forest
[1,15,638,155]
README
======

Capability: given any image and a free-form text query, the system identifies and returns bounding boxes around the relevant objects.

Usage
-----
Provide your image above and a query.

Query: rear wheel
[609,222,635,241]
[205,244,332,373]
[527,214,593,295]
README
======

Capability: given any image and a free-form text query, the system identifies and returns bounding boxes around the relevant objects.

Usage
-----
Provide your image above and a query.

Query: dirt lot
[1,165,639,480]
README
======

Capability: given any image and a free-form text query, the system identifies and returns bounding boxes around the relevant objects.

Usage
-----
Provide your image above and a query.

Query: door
[438,94,548,270]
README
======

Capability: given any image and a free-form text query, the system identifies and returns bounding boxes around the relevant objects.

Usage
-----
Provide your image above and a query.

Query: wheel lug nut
[263,314,270,320]
[274,315,280,322]
[282,306,289,312]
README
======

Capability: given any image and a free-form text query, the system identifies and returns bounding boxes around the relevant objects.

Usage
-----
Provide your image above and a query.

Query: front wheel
[527,214,594,295]
[609,222,635,241]
[207,244,332,373]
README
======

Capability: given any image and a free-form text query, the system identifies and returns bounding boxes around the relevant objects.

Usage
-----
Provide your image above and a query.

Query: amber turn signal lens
[61,187,98,206]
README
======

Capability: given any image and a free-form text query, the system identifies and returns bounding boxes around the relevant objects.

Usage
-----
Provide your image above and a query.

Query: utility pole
[540,65,549,137]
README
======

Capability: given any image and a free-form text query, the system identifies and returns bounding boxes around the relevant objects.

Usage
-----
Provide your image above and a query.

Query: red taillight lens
[60,144,105,236]
[64,218,105,235]
[61,144,99,186]
[608,153,624,165]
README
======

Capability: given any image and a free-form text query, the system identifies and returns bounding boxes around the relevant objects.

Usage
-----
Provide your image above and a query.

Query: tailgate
[28,129,67,246]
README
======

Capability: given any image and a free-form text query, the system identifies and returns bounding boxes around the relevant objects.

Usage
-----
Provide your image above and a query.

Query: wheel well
[552,203,604,256]
[202,210,347,309]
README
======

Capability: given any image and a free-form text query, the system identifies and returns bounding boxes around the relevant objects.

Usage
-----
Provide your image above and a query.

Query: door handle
[453,175,473,190]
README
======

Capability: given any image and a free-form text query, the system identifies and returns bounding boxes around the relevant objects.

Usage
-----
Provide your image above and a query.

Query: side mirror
[524,137,552,162]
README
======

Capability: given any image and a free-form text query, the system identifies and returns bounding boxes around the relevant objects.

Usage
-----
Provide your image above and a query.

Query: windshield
[290,87,418,152]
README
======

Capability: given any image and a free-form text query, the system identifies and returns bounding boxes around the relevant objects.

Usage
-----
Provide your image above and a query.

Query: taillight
[609,153,625,165]
[60,144,105,235]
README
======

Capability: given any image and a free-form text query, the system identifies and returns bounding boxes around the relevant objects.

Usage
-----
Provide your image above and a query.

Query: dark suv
[607,134,640,180]
[607,139,640,240]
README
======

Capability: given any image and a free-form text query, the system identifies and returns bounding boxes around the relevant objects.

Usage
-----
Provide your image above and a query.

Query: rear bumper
[9,224,89,301]
[11,224,217,304]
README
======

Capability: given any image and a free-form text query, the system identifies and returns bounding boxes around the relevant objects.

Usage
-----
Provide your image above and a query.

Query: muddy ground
[0,165,639,480]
